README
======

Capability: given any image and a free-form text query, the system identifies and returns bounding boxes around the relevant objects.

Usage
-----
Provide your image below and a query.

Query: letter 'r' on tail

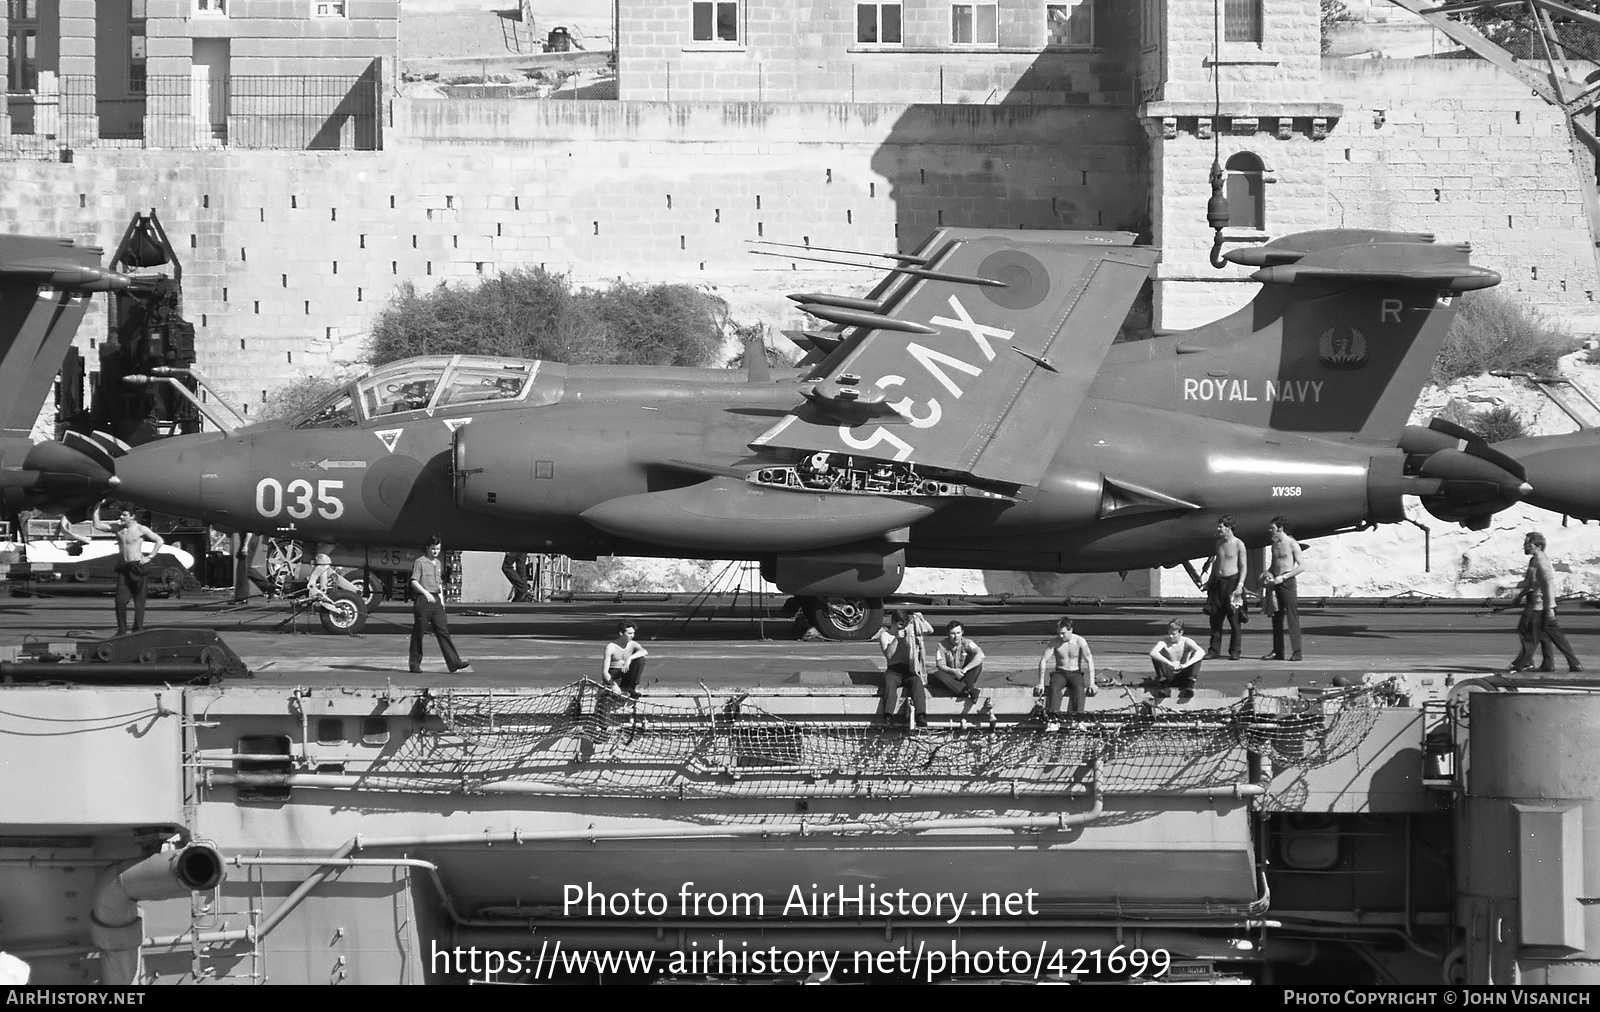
[0,235,107,439]
[1150,231,1500,444]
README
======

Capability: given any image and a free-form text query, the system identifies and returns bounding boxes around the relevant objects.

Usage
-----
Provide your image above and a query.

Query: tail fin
[1107,231,1499,444]
[0,235,119,440]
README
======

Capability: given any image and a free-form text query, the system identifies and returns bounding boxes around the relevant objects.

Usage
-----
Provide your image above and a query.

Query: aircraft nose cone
[112,433,223,516]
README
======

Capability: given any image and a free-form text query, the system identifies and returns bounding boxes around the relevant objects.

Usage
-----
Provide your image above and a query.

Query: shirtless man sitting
[1149,619,1204,702]
[1036,617,1096,716]
[1200,515,1246,660]
[602,620,650,699]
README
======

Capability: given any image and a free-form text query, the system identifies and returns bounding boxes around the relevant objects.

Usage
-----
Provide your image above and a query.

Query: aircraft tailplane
[1110,231,1500,445]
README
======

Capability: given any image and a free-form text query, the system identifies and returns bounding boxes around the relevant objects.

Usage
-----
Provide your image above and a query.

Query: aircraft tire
[350,576,383,613]
[803,596,884,641]
[319,590,369,636]
[156,566,187,598]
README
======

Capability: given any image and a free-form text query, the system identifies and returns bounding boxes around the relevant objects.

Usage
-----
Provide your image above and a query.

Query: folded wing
[753,230,1158,488]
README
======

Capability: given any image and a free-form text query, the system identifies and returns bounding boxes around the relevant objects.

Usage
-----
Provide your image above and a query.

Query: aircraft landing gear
[316,588,369,636]
[262,538,302,598]
[801,596,884,641]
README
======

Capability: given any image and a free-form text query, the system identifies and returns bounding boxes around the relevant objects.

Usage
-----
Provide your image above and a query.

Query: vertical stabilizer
[0,236,113,440]
[1102,232,1500,445]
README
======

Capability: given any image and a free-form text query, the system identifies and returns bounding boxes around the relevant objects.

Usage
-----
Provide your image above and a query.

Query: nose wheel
[317,589,369,635]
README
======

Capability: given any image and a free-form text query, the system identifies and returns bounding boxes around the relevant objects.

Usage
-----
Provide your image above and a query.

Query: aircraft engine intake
[764,547,907,597]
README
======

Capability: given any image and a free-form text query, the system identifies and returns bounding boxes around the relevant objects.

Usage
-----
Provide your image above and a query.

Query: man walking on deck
[1511,531,1582,673]
[409,536,470,675]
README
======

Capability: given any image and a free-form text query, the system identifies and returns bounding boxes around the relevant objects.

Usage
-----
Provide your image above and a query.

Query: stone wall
[0,98,1148,415]
[1323,58,1600,329]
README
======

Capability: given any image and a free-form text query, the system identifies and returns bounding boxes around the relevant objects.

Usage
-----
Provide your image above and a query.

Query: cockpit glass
[293,388,358,430]
[435,361,536,407]
[356,358,452,418]
[351,356,558,421]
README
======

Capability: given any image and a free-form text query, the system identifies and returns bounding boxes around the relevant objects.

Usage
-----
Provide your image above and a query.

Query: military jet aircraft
[8,225,1593,638]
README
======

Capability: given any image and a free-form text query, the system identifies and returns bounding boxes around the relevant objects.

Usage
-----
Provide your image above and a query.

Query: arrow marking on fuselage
[317,459,368,470]
[375,429,403,453]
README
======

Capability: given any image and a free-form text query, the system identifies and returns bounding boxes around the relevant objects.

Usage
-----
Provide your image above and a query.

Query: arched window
[1225,152,1265,230]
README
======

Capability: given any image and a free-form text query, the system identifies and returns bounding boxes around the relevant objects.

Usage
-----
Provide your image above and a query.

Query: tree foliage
[367,268,729,368]
[1431,290,1579,386]
[1458,4,1600,61]
[1321,0,1356,55]
[261,374,346,421]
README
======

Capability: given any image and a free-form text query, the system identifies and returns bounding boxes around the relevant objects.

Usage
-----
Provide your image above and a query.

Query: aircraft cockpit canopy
[293,388,359,430]
[292,356,554,429]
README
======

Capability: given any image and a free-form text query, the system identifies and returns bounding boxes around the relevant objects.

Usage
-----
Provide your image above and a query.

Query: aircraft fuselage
[112,364,1397,574]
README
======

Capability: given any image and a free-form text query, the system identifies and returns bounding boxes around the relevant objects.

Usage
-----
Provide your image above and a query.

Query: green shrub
[1471,404,1527,443]
[368,268,728,368]
[725,321,800,370]
[261,375,346,421]
[1431,398,1474,431]
[1431,291,1580,386]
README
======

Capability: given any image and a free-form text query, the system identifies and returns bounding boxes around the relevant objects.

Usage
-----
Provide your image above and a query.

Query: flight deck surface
[1,591,1592,697]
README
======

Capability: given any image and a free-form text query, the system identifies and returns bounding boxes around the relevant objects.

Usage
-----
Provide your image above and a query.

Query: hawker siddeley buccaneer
[11,226,1600,638]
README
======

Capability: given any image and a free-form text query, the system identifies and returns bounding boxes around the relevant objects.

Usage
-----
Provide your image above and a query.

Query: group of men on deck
[1201,515,1306,664]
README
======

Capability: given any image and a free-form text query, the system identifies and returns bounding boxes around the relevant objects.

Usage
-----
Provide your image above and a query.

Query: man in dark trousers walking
[409,536,471,674]
[1511,530,1583,673]
[502,552,534,602]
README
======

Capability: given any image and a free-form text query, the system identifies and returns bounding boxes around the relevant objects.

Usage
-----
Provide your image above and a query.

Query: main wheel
[803,596,884,641]
[155,566,192,598]
[348,575,383,613]
[263,539,303,598]
[318,589,369,635]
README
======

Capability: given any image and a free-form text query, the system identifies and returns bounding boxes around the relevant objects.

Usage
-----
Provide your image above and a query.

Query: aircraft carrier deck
[0,591,1587,693]
[6,590,1600,987]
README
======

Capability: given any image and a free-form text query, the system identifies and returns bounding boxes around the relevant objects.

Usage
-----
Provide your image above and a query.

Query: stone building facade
[2,0,396,149]
[0,1,1596,421]
[615,0,1137,105]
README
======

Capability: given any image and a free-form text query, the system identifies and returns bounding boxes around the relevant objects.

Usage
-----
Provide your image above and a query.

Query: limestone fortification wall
[2,57,1596,412]
[2,99,1146,415]
[1323,59,1600,328]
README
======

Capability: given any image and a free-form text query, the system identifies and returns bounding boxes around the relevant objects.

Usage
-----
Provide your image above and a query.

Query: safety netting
[343,681,1388,800]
